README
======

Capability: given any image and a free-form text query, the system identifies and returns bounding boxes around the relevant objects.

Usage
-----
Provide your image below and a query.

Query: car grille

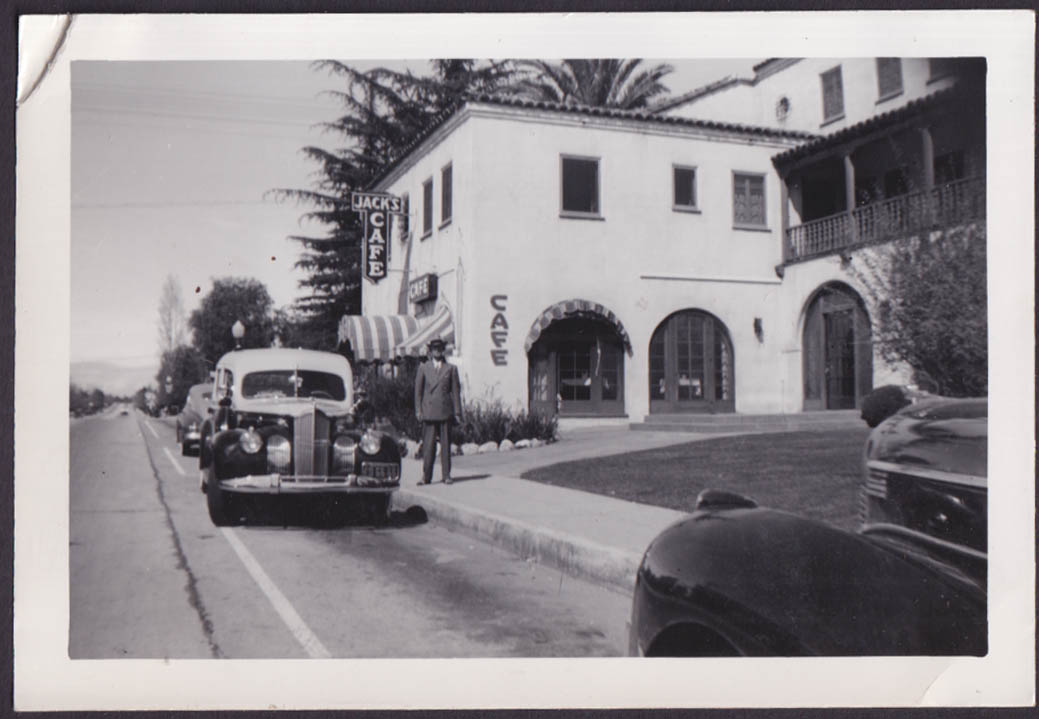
[865,465,889,499]
[294,409,331,477]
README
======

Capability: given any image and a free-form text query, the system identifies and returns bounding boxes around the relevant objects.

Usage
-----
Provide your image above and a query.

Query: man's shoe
[417,479,430,486]
[444,476,453,485]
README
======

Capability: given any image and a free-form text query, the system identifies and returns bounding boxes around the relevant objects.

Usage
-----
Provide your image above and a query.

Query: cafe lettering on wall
[408,273,438,304]
[351,192,405,284]
[490,295,508,366]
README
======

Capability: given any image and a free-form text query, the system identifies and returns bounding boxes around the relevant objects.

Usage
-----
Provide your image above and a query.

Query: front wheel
[205,465,238,526]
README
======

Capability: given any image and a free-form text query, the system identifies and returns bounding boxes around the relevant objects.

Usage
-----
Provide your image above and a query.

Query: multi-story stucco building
[339,57,986,424]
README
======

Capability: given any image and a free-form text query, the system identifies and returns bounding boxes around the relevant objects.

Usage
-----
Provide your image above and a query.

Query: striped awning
[395,306,455,358]
[338,314,421,363]
[523,298,633,355]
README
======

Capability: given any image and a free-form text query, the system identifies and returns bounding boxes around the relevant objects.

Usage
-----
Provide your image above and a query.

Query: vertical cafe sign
[351,192,405,284]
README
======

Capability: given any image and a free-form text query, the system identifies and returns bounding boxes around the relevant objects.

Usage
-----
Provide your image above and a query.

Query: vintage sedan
[175,383,212,455]
[199,348,402,526]
[628,396,987,657]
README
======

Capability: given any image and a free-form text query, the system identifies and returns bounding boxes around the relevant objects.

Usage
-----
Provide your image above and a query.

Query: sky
[70,58,759,395]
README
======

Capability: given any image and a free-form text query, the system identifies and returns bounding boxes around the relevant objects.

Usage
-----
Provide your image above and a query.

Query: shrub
[357,365,560,445]
[860,384,910,428]
[356,362,422,440]
[507,408,559,443]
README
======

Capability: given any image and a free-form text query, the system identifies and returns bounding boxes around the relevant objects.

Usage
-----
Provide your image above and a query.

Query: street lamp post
[232,320,245,350]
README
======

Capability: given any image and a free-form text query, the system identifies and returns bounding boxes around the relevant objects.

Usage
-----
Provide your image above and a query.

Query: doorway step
[630,410,864,434]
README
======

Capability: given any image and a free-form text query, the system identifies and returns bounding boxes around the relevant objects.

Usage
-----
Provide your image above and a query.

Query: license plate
[361,462,400,480]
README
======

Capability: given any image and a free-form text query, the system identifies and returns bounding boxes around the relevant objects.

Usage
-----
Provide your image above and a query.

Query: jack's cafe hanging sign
[351,192,405,285]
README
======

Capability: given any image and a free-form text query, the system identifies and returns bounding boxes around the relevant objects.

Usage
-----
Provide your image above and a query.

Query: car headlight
[333,435,356,471]
[266,434,291,472]
[359,431,381,455]
[239,429,263,454]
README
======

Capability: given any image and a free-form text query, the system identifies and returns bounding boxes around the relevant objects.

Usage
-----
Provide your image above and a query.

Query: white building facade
[341,57,985,424]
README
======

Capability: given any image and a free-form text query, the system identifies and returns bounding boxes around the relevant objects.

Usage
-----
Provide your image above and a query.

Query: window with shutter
[421,178,433,237]
[733,172,767,229]
[876,58,903,100]
[820,66,844,123]
[440,163,452,225]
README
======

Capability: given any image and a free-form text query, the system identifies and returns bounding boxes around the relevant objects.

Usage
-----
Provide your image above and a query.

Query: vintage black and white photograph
[14,11,1035,711]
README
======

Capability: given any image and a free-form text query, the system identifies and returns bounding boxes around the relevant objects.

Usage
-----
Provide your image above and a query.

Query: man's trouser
[421,419,451,482]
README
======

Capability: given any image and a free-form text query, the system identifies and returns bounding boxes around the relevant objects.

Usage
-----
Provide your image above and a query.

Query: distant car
[119,407,129,416]
[628,396,988,657]
[176,384,212,455]
[199,348,402,526]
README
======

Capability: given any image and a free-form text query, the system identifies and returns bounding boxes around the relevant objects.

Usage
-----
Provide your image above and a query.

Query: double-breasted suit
[415,358,463,483]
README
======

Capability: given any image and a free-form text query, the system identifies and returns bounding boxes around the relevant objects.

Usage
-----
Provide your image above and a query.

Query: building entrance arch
[648,310,734,414]
[525,299,630,417]
[802,282,873,410]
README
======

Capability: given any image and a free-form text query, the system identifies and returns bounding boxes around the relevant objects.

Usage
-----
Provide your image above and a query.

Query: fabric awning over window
[523,298,633,355]
[338,314,421,363]
[395,306,455,358]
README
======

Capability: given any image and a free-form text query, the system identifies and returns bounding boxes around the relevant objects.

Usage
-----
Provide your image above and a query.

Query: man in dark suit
[414,338,463,484]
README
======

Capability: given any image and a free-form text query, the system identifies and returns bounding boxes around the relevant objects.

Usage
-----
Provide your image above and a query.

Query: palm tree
[507,59,677,113]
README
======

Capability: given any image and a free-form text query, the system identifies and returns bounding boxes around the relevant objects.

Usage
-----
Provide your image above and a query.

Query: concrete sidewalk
[390,428,704,592]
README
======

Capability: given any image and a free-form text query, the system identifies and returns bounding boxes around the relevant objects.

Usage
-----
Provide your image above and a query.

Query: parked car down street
[175,383,212,455]
[628,396,988,657]
[199,348,403,526]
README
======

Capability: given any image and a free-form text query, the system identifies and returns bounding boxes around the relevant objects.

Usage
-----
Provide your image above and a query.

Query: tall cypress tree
[270,60,516,351]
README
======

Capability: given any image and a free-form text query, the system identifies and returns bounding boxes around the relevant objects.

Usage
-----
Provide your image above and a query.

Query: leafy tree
[156,344,209,410]
[269,60,517,350]
[507,59,677,112]
[189,277,276,365]
[157,274,188,354]
[852,225,987,397]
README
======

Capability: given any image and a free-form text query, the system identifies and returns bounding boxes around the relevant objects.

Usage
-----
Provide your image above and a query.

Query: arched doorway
[648,310,734,414]
[802,283,873,410]
[525,300,631,417]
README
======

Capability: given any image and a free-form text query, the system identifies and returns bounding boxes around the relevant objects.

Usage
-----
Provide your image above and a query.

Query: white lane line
[220,527,332,659]
[163,447,187,476]
[143,421,159,439]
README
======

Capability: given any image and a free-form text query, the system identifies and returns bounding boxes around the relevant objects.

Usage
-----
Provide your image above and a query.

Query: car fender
[635,507,986,656]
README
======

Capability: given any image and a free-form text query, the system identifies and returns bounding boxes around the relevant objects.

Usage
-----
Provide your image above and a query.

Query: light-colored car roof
[216,348,352,377]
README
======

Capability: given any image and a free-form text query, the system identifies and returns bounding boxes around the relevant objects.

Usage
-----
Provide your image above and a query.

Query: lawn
[521,428,872,532]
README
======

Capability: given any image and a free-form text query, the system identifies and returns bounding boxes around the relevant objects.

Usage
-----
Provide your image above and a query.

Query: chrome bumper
[219,474,398,494]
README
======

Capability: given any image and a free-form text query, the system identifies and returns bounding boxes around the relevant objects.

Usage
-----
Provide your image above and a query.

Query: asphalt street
[68,408,631,658]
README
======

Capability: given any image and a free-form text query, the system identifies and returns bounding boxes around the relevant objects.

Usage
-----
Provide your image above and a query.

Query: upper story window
[560,155,601,218]
[820,66,845,124]
[876,58,903,100]
[733,172,767,229]
[672,165,698,212]
[421,177,433,238]
[440,163,452,226]
[399,192,410,238]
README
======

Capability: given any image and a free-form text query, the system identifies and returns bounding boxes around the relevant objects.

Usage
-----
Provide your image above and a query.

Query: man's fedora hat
[428,338,447,350]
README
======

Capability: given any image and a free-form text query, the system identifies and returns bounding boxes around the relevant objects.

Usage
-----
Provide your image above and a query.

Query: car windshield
[241,370,347,401]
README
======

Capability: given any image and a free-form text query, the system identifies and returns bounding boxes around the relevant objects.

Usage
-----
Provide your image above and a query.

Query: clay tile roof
[369,93,819,189]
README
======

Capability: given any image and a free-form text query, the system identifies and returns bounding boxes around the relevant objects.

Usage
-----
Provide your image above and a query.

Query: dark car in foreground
[176,383,212,455]
[629,396,987,657]
[199,348,403,526]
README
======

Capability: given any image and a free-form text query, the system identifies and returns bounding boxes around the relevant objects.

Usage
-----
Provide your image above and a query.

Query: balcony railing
[785,176,986,262]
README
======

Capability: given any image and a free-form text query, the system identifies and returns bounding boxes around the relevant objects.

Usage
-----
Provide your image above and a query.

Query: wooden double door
[649,311,734,414]
[803,284,873,410]
[528,317,625,417]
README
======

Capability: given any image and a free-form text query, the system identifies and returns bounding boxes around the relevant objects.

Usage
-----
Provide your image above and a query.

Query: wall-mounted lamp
[753,317,764,343]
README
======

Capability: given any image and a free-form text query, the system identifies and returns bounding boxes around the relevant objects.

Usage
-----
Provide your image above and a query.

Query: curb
[390,487,643,593]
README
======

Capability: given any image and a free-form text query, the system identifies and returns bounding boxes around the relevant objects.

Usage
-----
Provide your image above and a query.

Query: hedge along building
[339,57,985,421]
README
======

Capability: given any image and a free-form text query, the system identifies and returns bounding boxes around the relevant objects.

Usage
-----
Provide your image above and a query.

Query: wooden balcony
[784,176,986,263]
